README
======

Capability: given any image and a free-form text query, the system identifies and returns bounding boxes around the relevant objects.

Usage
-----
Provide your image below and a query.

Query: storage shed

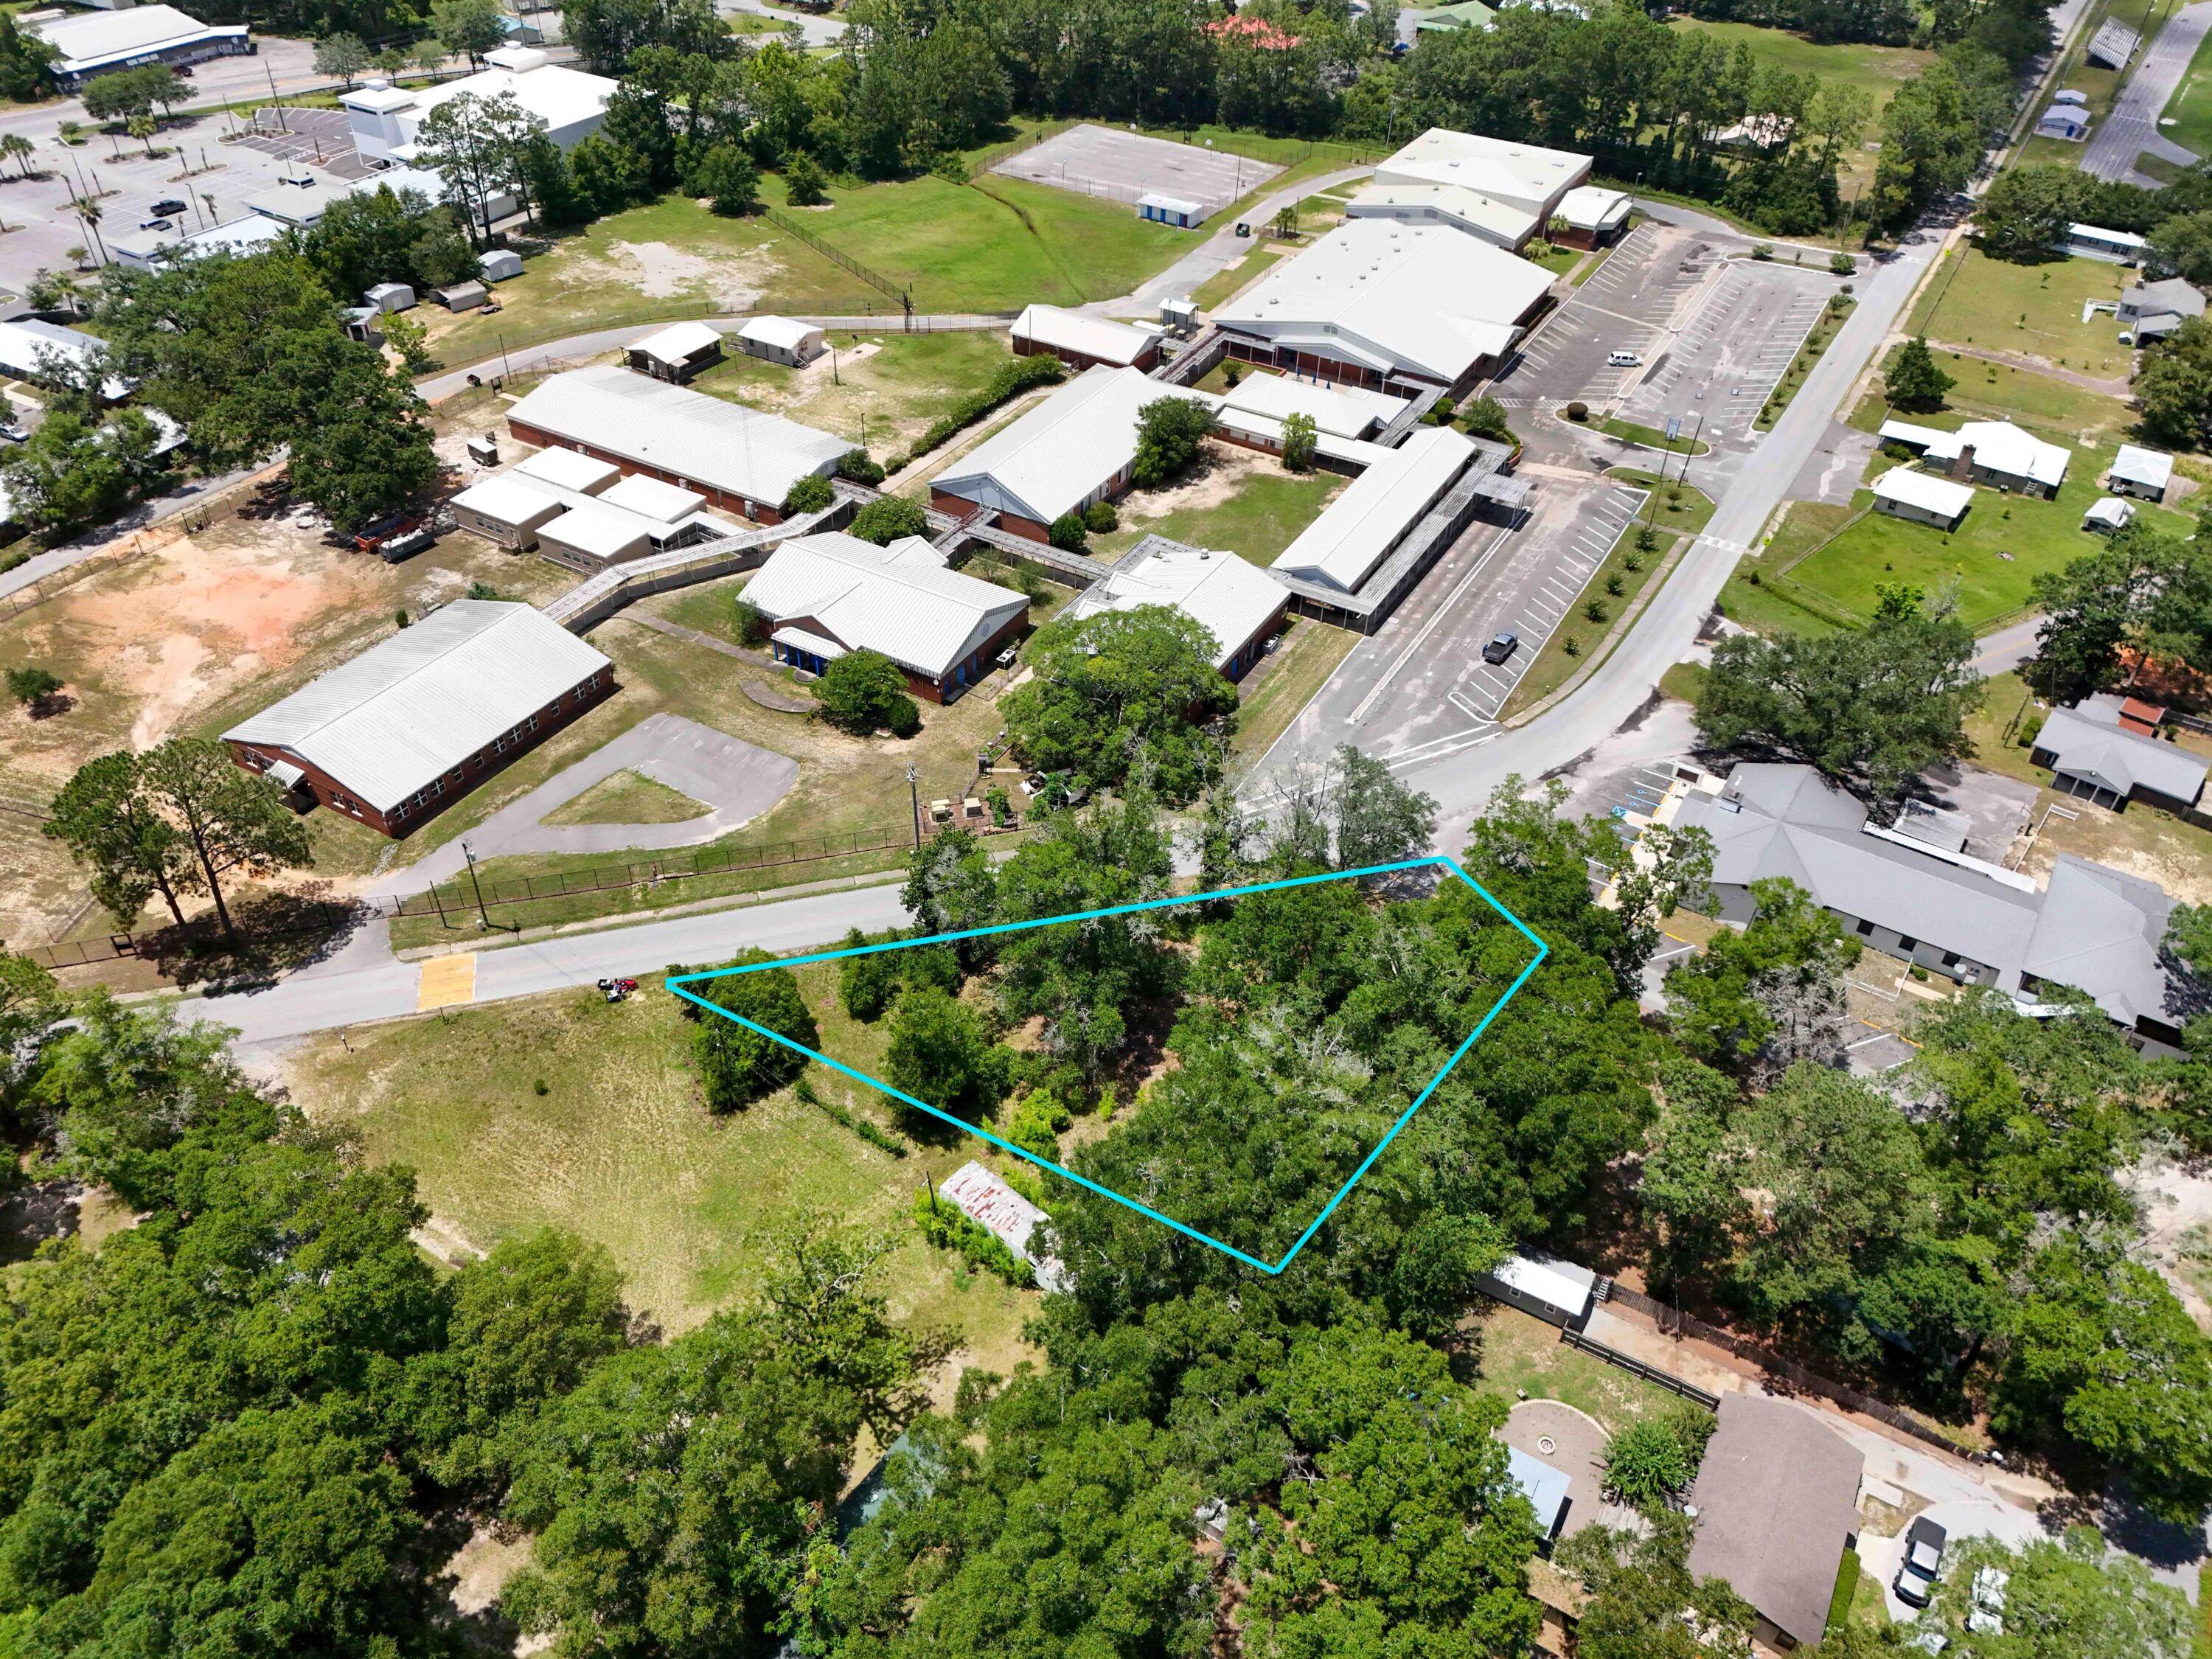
[1138,192,1205,229]
[365,282,417,313]
[434,281,490,313]
[627,320,725,383]
[2084,495,2136,533]
[738,316,827,366]
[481,248,524,282]
[1472,1251,1597,1329]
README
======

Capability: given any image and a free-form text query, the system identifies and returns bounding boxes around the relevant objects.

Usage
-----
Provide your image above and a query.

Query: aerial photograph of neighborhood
[4,0,2212,1652]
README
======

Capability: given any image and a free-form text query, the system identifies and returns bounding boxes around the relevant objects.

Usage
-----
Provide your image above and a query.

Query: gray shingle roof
[1686,1395,1863,1649]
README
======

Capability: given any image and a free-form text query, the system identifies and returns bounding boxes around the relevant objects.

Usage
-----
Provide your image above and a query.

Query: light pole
[462,840,492,928]
[905,762,921,849]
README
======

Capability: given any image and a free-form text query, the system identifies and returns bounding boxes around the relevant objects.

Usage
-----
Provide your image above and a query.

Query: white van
[1607,349,1643,367]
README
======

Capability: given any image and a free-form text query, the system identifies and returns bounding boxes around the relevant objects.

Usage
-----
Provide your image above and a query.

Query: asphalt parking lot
[990,122,1279,219]
[1492,222,1720,411]
[1253,473,1646,781]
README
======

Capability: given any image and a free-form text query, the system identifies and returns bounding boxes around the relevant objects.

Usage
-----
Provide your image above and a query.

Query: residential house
[2118,275,2205,343]
[2108,442,2174,501]
[1876,417,2068,497]
[2032,697,2209,814]
[1870,466,1974,530]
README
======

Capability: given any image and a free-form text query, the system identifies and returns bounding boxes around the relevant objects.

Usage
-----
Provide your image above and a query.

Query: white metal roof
[1139,192,1205,216]
[2111,443,2174,492]
[450,473,566,527]
[1871,466,1975,518]
[933,366,1209,526]
[1557,184,1631,231]
[223,602,610,814]
[1216,219,1553,386]
[1481,1250,1597,1319]
[744,530,1029,681]
[1009,304,1161,366]
[1344,181,1537,248]
[31,4,246,72]
[630,321,723,364]
[515,446,620,494]
[1373,126,1590,218]
[2069,221,2147,248]
[112,213,283,270]
[1272,425,1474,593]
[1923,420,2070,490]
[506,366,848,507]
[243,181,353,226]
[738,315,823,352]
[0,319,133,400]
[770,625,846,661]
[1065,537,1286,671]
[2084,495,2135,529]
[599,473,706,524]
[349,56,616,136]
[1217,369,1405,439]
[939,1161,1070,1290]
[539,502,650,560]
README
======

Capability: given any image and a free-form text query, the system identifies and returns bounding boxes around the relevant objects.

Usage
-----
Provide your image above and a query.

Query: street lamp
[462,840,492,929]
[905,763,921,849]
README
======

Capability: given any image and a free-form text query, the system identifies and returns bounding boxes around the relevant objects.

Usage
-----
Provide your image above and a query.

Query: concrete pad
[1790,423,1878,504]
[417,953,476,1010]
[992,123,1279,220]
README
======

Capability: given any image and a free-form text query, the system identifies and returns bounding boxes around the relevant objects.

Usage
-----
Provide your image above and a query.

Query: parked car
[138,218,173,232]
[1607,349,1644,367]
[1481,630,1519,666]
[0,420,27,443]
[1893,1517,1947,1607]
[149,198,187,217]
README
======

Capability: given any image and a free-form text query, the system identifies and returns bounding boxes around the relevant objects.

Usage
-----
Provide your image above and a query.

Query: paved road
[716,0,845,46]
[218,880,911,1047]
[1972,616,2042,675]
[0,458,275,602]
[2081,1,2212,184]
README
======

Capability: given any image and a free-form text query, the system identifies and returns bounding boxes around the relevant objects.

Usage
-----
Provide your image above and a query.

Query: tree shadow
[0,1178,86,1265]
[141,884,373,991]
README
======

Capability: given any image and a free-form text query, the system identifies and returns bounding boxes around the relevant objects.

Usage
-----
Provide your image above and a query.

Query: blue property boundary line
[667,855,1547,1275]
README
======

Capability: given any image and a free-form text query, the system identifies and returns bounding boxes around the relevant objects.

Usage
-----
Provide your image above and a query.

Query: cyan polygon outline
[668,855,1547,1274]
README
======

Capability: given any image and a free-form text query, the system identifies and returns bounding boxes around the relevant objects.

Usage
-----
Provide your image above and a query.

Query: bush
[1131,394,1214,487]
[1752,242,1774,260]
[907,353,1068,460]
[691,956,818,1112]
[7,666,61,708]
[886,985,1011,1119]
[815,648,918,734]
[1048,513,1088,551]
[836,448,885,486]
[1001,1085,1073,1161]
[1082,498,1119,534]
[1565,401,1589,422]
[1222,358,1242,388]
[848,495,929,545]
[1831,251,1857,274]
[731,596,771,647]
[1601,1415,1705,1509]
[784,150,828,206]
[782,473,835,515]
[2017,710,2045,748]
[1460,395,1514,445]
[913,1189,1033,1286]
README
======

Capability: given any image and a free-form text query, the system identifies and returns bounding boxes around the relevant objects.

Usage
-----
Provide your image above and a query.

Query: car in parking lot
[1607,349,1644,367]
[1893,1517,1947,1607]
[149,198,187,218]
[1481,630,1519,666]
[139,218,173,232]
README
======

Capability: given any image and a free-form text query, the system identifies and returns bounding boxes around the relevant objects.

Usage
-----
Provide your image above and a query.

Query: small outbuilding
[2065,222,2147,263]
[537,501,653,571]
[449,473,567,550]
[2035,105,2090,142]
[2053,88,2089,106]
[1161,296,1200,335]
[2109,442,2174,501]
[341,306,385,346]
[1010,303,1163,372]
[434,280,490,313]
[1138,192,1206,229]
[364,281,417,313]
[1871,465,1975,531]
[481,248,524,282]
[1472,1250,1597,1330]
[627,320,725,383]
[2084,495,2136,534]
[737,315,827,367]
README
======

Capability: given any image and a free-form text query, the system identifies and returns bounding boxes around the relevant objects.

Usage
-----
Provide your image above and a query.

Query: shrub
[7,666,61,708]
[1132,394,1214,487]
[1605,574,1624,597]
[782,473,835,515]
[1565,400,1589,422]
[1048,513,1088,551]
[1222,358,1242,388]
[1584,598,1608,622]
[1751,242,1774,260]
[784,150,828,206]
[816,648,919,735]
[836,448,885,486]
[1602,1419,1692,1507]
[1460,395,1514,445]
[732,596,771,647]
[886,985,1011,1119]
[691,955,818,1112]
[1830,251,1857,274]
[1001,1085,1072,1161]
[848,495,928,545]
[2017,710,2045,748]
[913,1189,1032,1286]
[1082,498,1119,534]
[906,353,1068,460]
[1281,409,1318,471]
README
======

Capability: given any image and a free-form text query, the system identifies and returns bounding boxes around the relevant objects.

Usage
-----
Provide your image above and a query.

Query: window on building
[1856,919,1874,936]
[1897,936,1919,951]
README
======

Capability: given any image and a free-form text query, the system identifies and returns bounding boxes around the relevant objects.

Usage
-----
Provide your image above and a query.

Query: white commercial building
[1215,218,1554,395]
[1271,425,1475,593]
[930,366,1212,540]
[1009,304,1163,371]
[1343,181,1544,251]
[514,446,620,495]
[1064,535,1287,681]
[1368,125,1590,240]
[0,319,133,402]
[450,459,731,566]
[223,601,613,837]
[1554,184,1632,247]
[505,364,848,522]
[30,4,251,90]
[1217,369,1406,441]
[1871,466,1975,530]
[111,212,284,272]
[743,530,1029,701]
[341,48,616,165]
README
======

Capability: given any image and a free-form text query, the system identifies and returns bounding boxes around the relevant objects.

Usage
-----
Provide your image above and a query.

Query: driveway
[2081,1,2212,185]
[1857,1495,2048,1624]
[373,712,799,897]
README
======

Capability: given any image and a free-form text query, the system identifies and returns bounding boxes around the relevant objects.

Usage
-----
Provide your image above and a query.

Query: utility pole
[462,840,492,928]
[905,762,921,849]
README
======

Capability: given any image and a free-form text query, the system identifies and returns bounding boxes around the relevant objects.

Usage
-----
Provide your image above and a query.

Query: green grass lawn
[1470,1304,1683,1433]
[2162,13,2212,159]
[1501,516,1671,719]
[1091,448,1346,566]
[279,971,1041,1371]
[1906,247,2133,379]
[540,769,712,827]
[688,330,1012,457]
[1787,448,2195,630]
[1664,18,1934,188]
[1193,245,1284,312]
[1597,417,1711,456]
[1230,616,1357,771]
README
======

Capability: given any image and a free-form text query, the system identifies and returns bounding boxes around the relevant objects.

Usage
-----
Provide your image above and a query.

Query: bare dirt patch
[568,240,773,309]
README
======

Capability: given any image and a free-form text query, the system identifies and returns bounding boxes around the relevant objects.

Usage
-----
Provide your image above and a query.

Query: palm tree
[72,196,106,265]
[126,113,157,159]
[0,133,35,178]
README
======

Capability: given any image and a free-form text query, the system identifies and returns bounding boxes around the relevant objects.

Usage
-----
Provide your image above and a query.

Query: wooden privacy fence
[1602,1284,1988,1461]
[1559,1328,1721,1411]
